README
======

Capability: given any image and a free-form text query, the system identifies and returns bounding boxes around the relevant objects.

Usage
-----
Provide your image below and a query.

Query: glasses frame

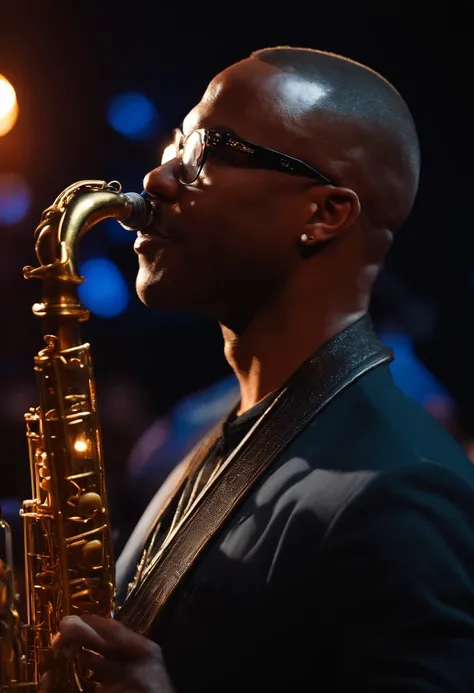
[175,128,336,186]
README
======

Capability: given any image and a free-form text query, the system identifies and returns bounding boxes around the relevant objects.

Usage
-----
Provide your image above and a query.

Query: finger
[39,670,52,693]
[52,616,109,659]
[80,614,158,660]
[80,648,123,685]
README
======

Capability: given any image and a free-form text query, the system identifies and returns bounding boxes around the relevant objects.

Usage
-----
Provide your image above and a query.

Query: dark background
[1,2,473,543]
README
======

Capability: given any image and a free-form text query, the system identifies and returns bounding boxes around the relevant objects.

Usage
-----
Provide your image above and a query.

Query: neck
[221,274,372,416]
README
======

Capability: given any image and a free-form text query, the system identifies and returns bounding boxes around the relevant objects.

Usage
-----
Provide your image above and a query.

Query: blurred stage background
[1,3,473,553]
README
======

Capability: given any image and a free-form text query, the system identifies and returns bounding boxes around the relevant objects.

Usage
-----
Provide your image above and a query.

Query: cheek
[188,195,298,300]
[187,183,296,255]
[229,198,299,275]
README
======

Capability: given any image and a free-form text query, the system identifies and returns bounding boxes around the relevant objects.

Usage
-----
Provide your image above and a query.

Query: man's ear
[301,187,361,246]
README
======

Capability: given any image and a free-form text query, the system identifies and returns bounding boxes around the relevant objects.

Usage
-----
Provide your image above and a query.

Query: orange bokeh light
[0,74,19,137]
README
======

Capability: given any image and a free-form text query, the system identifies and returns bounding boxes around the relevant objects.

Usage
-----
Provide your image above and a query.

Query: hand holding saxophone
[40,615,176,693]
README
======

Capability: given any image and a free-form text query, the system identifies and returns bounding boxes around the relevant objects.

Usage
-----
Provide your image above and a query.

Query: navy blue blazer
[136,364,474,692]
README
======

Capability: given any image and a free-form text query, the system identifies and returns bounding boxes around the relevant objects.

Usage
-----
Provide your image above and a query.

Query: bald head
[249,46,420,232]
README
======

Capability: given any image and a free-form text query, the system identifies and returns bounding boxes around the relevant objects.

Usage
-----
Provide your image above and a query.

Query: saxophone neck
[22,180,148,345]
[24,179,135,282]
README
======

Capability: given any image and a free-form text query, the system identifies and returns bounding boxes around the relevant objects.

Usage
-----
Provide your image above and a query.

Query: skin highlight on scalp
[249,46,421,233]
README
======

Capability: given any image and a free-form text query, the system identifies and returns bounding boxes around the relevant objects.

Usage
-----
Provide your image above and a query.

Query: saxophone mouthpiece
[121,192,153,231]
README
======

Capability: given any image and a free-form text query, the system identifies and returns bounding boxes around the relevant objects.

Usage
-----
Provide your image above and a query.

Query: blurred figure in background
[127,373,239,482]
[378,329,460,437]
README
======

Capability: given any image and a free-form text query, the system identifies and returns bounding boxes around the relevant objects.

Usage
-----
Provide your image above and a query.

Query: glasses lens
[180,130,204,183]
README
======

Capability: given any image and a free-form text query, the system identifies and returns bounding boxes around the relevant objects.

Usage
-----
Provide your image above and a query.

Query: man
[50,47,474,691]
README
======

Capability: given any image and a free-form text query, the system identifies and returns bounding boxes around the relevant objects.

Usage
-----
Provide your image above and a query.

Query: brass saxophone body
[0,180,150,692]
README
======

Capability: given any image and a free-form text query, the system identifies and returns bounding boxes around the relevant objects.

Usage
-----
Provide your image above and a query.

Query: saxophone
[0,180,151,692]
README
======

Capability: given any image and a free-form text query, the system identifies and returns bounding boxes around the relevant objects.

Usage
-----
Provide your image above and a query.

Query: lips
[134,232,170,253]
[139,219,174,238]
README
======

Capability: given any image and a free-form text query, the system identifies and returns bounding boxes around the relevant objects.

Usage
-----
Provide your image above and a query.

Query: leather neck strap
[117,315,393,634]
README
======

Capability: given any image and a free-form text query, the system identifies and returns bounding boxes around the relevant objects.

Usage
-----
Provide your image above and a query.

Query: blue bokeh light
[78,258,130,318]
[107,91,159,140]
[0,172,31,225]
[378,330,450,407]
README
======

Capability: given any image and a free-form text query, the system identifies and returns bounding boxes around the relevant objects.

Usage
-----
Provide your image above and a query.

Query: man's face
[135,59,315,325]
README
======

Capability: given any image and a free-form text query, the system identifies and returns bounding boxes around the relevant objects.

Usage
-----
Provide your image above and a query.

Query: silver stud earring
[300,233,314,244]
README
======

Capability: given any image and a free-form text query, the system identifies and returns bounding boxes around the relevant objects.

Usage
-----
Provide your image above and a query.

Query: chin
[135,271,210,315]
[136,275,174,310]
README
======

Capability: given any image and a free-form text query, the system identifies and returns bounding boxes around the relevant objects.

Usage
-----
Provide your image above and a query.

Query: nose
[143,158,180,202]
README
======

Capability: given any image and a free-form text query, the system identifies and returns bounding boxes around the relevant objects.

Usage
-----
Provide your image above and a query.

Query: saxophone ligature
[0,180,151,692]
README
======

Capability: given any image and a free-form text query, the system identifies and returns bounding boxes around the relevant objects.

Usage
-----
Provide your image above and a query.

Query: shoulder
[320,460,474,584]
[287,363,470,477]
[314,463,474,689]
[336,456,474,521]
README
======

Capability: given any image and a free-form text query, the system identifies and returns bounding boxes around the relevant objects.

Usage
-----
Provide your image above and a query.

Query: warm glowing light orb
[0,75,19,137]
[74,439,88,453]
